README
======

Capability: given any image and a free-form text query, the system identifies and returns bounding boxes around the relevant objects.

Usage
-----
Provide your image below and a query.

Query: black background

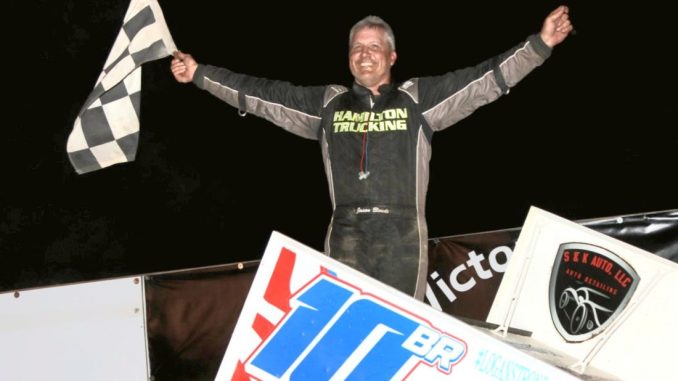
[2,0,675,291]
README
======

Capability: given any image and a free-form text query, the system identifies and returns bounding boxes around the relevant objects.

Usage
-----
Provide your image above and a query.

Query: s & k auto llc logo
[549,243,639,342]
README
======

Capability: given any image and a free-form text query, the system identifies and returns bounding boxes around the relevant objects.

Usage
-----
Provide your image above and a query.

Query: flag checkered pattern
[67,0,176,174]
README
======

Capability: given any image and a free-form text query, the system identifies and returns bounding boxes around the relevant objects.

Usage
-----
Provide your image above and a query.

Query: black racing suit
[192,34,551,300]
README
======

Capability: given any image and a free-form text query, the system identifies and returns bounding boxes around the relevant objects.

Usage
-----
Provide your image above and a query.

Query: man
[171,6,573,300]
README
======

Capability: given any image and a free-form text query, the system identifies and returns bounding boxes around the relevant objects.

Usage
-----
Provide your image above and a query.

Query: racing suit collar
[352,82,396,97]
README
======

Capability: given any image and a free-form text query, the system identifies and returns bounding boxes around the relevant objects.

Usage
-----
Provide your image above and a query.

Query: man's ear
[390,51,397,66]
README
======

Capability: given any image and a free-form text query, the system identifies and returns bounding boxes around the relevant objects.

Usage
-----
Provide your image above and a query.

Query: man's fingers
[549,5,568,22]
[558,24,574,34]
[174,51,194,65]
[554,8,573,35]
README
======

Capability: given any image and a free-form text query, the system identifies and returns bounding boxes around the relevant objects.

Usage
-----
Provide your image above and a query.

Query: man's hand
[540,5,574,48]
[171,51,198,83]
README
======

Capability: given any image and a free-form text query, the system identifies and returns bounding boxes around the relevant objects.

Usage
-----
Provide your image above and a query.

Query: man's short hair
[349,15,396,50]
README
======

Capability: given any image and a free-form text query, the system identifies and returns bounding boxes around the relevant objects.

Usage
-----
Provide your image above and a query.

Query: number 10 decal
[248,276,467,380]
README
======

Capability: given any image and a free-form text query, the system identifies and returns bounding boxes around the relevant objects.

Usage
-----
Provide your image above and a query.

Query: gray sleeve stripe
[499,41,530,68]
[422,40,539,131]
[203,76,239,107]
[423,42,529,114]
[421,70,494,117]
[423,40,530,117]
[203,76,321,140]
[500,40,545,88]
[203,76,321,120]
[498,41,531,88]
[245,94,322,120]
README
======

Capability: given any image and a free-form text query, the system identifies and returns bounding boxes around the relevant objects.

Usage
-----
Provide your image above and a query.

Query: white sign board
[487,207,678,380]
[0,277,149,381]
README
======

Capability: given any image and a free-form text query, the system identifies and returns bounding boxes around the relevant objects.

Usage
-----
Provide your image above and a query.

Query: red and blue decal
[235,248,467,380]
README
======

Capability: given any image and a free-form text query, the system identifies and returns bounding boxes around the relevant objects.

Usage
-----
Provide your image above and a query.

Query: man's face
[349,27,397,93]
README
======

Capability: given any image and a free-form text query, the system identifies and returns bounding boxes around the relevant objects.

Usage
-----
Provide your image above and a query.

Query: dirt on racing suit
[192,34,551,300]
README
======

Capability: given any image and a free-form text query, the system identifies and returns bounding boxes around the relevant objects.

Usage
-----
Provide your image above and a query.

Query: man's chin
[356,77,377,87]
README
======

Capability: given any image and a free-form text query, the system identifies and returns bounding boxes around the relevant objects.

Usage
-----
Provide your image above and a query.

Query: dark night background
[2,0,675,291]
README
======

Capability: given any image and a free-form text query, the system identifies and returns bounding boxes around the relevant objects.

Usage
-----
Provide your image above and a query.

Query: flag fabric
[67,0,176,174]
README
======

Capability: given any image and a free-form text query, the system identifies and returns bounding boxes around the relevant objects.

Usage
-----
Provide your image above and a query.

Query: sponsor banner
[487,207,678,380]
[425,209,677,321]
[144,263,258,380]
[426,229,519,320]
[215,231,581,380]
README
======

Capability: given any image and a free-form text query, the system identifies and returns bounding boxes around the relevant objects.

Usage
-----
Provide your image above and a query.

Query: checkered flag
[67,0,176,174]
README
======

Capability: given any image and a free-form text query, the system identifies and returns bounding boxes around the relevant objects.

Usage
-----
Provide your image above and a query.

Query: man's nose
[357,46,370,56]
